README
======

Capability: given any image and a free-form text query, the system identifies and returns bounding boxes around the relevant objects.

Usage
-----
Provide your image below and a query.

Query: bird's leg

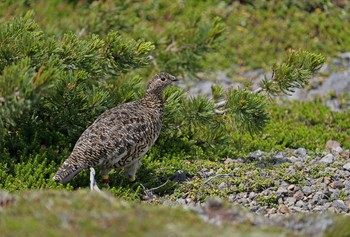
[101,167,110,185]
[90,167,101,192]
[124,160,142,182]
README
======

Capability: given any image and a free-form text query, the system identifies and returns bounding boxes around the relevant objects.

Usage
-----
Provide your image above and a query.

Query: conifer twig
[214,109,227,115]
[140,180,169,193]
[203,174,233,184]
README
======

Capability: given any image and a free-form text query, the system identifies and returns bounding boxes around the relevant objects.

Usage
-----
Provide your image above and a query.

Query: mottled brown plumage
[53,72,178,185]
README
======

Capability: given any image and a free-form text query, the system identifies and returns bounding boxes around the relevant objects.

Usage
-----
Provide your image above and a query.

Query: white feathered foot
[90,167,101,192]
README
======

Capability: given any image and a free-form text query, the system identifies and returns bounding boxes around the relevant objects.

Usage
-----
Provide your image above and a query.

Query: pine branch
[225,89,269,135]
[261,49,325,96]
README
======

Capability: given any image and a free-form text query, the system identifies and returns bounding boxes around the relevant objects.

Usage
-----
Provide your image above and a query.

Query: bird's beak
[171,75,179,82]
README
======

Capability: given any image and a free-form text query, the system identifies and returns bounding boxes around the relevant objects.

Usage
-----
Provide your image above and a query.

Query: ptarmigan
[53,72,178,189]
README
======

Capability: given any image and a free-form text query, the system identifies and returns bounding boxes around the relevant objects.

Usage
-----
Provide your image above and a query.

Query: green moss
[256,194,278,208]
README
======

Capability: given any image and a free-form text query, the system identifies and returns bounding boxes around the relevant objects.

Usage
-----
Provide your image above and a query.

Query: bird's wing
[71,104,158,167]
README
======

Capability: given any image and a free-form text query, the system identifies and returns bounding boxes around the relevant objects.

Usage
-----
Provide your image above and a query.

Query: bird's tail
[53,155,86,184]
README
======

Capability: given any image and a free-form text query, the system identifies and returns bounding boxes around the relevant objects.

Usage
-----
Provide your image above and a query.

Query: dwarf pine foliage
[0,11,324,191]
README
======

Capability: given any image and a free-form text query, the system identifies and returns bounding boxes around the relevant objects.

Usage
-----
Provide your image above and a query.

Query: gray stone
[256,206,268,215]
[319,153,334,164]
[163,200,174,206]
[248,192,257,200]
[277,186,288,195]
[267,207,277,215]
[295,200,305,208]
[238,198,249,205]
[311,191,325,204]
[218,182,227,190]
[339,52,350,59]
[344,180,350,190]
[326,140,341,151]
[313,205,328,212]
[278,198,284,205]
[250,150,264,159]
[332,146,343,154]
[343,162,350,171]
[294,148,307,158]
[302,186,313,196]
[290,206,303,212]
[331,180,345,189]
[176,198,187,205]
[285,197,296,206]
[288,156,300,163]
[172,170,187,182]
[332,200,349,213]
[293,191,304,201]
[249,205,259,212]
[294,161,305,170]
[228,194,236,202]
[330,189,340,200]
[279,205,289,214]
[288,184,297,191]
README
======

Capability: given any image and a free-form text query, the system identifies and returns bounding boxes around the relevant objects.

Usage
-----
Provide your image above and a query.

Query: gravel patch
[142,141,350,236]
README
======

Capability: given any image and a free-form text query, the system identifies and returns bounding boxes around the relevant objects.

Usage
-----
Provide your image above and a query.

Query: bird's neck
[141,91,164,109]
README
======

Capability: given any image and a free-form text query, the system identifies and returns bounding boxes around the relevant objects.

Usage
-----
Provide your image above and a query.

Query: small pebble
[319,154,334,165]
[279,205,289,214]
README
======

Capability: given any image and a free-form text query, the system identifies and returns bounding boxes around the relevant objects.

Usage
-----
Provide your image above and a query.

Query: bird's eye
[160,77,165,81]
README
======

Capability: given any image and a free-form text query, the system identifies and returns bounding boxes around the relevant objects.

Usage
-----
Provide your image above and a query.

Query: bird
[53,72,178,189]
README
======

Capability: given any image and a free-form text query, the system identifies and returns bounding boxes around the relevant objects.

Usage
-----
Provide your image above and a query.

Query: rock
[276,186,288,196]
[313,205,328,212]
[279,205,289,214]
[302,186,313,196]
[323,176,331,185]
[224,158,235,164]
[278,198,284,205]
[311,191,325,204]
[218,182,228,190]
[256,206,268,215]
[228,194,236,202]
[319,153,334,165]
[340,149,350,158]
[326,140,341,151]
[176,198,187,205]
[249,150,264,159]
[249,205,259,212]
[163,200,174,206]
[295,200,305,208]
[267,207,277,215]
[172,170,188,182]
[288,184,296,191]
[290,206,303,212]
[288,156,300,163]
[238,198,249,205]
[330,181,344,189]
[293,191,304,201]
[330,189,340,200]
[285,197,296,206]
[344,181,350,190]
[332,146,343,154]
[332,200,349,213]
[294,148,307,158]
[294,161,305,170]
[248,192,257,200]
[343,162,350,171]
[206,198,224,211]
[339,52,350,59]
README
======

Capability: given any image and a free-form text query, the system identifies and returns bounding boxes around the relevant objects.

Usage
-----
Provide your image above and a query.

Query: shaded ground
[0,189,349,237]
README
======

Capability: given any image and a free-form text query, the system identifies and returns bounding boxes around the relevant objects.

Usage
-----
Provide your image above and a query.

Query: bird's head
[146,72,178,95]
